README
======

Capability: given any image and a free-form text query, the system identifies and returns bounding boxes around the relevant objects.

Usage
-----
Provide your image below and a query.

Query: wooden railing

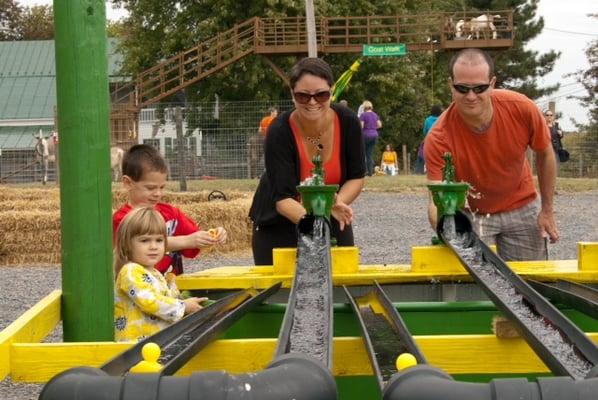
[110,10,513,110]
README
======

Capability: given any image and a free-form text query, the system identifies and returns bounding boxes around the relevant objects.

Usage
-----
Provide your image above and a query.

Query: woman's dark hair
[289,57,334,89]
[431,105,442,117]
[448,48,494,81]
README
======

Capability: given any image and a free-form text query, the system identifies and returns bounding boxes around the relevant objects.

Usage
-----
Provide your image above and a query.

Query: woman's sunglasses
[452,84,491,95]
[293,90,331,104]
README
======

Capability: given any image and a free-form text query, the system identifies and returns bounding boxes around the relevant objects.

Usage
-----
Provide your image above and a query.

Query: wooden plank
[0,290,61,380]
[10,333,598,382]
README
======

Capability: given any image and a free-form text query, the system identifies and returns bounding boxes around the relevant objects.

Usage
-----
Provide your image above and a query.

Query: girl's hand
[331,200,353,231]
[184,297,208,315]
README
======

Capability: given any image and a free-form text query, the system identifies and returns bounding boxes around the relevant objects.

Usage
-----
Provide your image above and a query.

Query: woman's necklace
[294,113,327,152]
[304,132,324,151]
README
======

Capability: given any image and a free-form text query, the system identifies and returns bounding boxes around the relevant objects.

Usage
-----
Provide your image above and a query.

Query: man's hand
[537,208,559,243]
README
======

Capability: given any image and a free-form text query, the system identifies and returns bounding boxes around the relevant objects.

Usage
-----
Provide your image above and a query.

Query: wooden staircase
[110,10,513,145]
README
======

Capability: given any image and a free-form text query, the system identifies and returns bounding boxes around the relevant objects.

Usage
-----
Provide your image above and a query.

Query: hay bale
[0,186,255,266]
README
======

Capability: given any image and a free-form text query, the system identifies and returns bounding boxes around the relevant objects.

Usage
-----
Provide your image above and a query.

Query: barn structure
[0,39,126,183]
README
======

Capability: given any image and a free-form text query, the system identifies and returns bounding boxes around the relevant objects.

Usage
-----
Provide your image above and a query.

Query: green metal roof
[0,38,127,120]
[0,125,52,149]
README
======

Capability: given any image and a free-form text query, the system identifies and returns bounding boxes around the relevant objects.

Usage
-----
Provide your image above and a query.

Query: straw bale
[0,252,61,266]
[0,211,61,231]
[111,189,251,209]
[0,200,60,212]
[179,198,252,253]
[0,187,60,202]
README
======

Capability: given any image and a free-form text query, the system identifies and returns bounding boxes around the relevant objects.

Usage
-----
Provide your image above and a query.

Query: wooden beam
[259,55,290,86]
[0,290,61,380]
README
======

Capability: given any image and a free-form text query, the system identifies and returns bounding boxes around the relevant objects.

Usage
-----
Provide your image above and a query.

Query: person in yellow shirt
[113,207,207,342]
[380,144,398,175]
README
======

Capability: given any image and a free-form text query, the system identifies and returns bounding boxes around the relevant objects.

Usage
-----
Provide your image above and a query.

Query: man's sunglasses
[293,90,331,104]
[452,84,491,95]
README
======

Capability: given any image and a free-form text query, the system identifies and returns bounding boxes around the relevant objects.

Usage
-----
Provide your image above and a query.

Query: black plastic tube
[383,364,598,400]
[38,353,337,400]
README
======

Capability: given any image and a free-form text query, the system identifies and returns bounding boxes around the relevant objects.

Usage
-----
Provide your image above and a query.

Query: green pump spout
[296,154,338,219]
[427,152,469,219]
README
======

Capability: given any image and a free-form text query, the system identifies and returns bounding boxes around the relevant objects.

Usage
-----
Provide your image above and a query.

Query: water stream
[447,225,593,379]
[288,218,331,364]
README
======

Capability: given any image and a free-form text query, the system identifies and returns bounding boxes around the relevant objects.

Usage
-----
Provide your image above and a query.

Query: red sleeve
[112,205,132,244]
[424,130,449,182]
[173,207,201,259]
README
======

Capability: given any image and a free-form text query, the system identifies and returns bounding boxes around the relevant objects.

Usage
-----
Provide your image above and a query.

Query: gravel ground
[2,191,597,399]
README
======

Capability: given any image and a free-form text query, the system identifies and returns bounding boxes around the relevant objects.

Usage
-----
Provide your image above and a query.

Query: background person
[249,57,366,265]
[424,48,558,261]
[113,207,207,342]
[258,107,278,137]
[359,100,382,176]
[544,109,564,172]
[113,144,227,276]
[380,143,398,175]
[416,105,442,174]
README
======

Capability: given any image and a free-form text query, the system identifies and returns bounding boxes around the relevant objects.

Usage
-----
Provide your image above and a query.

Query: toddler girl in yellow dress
[113,207,207,342]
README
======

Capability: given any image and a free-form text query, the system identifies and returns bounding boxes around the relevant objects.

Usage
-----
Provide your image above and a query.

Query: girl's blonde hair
[114,206,167,274]
[362,100,373,110]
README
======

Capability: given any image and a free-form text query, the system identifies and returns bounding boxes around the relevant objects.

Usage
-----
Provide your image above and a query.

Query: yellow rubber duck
[129,342,163,374]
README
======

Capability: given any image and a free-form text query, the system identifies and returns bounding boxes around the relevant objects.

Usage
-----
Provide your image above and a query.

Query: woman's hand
[331,199,354,231]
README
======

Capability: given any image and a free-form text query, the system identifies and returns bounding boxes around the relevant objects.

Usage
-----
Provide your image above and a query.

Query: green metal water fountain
[427,152,470,243]
[296,154,338,219]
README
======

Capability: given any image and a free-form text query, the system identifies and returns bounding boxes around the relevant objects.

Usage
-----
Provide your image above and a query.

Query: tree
[111,0,561,163]
[0,0,22,40]
[19,5,54,40]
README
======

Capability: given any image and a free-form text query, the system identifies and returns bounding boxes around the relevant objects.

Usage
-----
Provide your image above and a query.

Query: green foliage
[19,5,54,40]
[112,0,561,164]
[0,2,54,40]
[0,0,22,40]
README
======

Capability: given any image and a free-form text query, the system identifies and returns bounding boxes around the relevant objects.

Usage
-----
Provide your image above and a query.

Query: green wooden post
[53,0,113,341]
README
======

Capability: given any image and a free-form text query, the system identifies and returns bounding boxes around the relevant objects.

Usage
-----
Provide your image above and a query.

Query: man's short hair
[449,49,495,81]
[122,144,168,181]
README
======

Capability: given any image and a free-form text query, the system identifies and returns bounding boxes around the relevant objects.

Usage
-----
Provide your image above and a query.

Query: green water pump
[296,154,338,219]
[427,153,469,243]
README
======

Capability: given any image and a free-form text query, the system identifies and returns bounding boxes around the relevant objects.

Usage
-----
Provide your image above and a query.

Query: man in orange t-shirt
[424,49,558,261]
[258,107,278,137]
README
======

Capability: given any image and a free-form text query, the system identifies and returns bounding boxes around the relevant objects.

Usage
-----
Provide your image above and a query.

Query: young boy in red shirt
[113,144,227,275]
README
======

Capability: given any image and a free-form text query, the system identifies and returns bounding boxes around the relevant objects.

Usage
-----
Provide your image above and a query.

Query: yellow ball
[396,353,417,371]
[141,342,161,363]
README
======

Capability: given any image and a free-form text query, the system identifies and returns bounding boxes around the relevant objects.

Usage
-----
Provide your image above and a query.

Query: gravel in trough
[1,191,597,399]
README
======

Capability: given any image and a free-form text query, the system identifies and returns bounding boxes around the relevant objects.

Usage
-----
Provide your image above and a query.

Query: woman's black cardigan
[249,103,366,226]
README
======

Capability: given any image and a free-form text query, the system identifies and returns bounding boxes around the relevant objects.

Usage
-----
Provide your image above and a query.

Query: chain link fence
[1,100,597,183]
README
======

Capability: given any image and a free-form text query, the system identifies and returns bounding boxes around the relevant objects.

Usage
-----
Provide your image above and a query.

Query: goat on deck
[455,14,501,40]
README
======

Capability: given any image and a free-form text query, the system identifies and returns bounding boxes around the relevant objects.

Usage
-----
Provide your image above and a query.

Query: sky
[16,0,598,131]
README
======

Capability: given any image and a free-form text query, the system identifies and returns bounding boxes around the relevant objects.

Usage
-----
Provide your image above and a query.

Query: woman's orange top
[290,113,341,184]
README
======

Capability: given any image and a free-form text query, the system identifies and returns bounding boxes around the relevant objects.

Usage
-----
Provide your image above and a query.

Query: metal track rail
[528,280,598,320]
[275,217,334,369]
[101,283,281,376]
[344,281,426,392]
[440,213,598,379]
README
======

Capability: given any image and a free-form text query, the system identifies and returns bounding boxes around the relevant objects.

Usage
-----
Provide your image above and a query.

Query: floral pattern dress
[114,262,185,342]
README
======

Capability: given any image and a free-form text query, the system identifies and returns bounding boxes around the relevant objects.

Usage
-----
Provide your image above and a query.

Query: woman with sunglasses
[544,110,564,170]
[249,57,366,265]
[424,48,559,262]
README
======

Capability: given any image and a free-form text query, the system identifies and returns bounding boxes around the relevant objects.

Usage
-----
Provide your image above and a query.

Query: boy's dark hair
[431,105,442,117]
[289,57,334,89]
[122,144,168,181]
[448,48,495,81]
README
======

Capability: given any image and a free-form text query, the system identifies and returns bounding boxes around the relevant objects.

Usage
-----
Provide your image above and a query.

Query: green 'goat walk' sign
[362,43,407,56]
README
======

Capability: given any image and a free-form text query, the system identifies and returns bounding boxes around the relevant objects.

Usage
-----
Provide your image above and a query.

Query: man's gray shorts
[464,199,547,261]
